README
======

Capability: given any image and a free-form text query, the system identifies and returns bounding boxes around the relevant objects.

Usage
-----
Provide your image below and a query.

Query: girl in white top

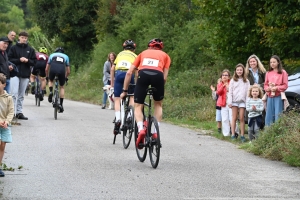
[228,63,250,142]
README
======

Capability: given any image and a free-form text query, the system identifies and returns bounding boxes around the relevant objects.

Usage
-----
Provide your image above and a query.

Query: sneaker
[39,93,44,101]
[48,92,53,103]
[240,136,246,143]
[58,105,64,113]
[136,129,146,149]
[0,170,5,177]
[16,113,28,120]
[231,135,236,140]
[31,84,35,94]
[113,120,121,135]
[101,105,106,109]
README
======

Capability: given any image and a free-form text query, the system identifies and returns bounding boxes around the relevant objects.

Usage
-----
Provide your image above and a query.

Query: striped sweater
[246,98,264,118]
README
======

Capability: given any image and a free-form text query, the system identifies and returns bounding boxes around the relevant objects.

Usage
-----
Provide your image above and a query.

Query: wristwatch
[122,89,128,92]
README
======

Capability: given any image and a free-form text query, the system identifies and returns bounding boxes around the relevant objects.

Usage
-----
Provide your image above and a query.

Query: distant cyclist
[29,47,49,100]
[45,47,70,113]
[110,39,137,135]
[121,38,171,148]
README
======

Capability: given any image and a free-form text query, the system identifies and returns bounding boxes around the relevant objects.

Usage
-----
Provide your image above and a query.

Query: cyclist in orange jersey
[121,38,171,149]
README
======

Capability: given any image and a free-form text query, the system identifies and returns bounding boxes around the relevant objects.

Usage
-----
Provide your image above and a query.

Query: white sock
[152,122,160,134]
[137,121,143,132]
[115,111,121,121]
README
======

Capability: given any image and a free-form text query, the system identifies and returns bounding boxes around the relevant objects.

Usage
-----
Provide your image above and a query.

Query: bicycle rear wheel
[122,105,134,149]
[54,91,58,120]
[134,121,147,162]
[149,117,161,168]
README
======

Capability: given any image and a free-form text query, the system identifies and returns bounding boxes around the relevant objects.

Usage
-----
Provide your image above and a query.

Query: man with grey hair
[6,31,16,54]
[8,31,36,120]
[0,37,13,93]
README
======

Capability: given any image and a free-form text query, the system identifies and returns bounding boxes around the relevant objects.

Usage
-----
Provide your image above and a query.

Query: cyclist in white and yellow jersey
[110,40,137,135]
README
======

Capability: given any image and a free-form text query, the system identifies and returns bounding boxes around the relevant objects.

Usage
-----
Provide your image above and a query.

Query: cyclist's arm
[110,64,116,87]
[163,68,169,84]
[45,63,50,77]
[123,64,136,91]
[66,65,70,77]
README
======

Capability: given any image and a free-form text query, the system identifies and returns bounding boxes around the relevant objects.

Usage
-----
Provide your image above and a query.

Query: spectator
[6,31,16,54]
[0,73,14,177]
[8,31,36,120]
[0,37,13,93]
[102,52,116,109]
[228,63,250,142]
[246,85,264,141]
[216,69,231,136]
[264,55,288,126]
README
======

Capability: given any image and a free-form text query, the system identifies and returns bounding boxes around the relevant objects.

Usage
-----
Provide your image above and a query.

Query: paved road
[0,95,299,200]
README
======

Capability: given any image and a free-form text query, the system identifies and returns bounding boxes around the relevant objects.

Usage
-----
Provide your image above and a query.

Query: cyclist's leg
[48,72,55,102]
[57,73,66,112]
[39,67,47,93]
[30,67,37,94]
[114,71,126,121]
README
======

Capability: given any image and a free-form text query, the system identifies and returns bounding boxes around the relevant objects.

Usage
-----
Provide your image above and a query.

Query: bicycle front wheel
[148,117,161,168]
[134,121,147,162]
[122,105,134,149]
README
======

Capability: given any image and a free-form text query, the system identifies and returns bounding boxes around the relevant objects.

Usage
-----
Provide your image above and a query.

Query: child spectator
[246,85,264,141]
[228,64,250,142]
[0,73,14,177]
[216,69,231,136]
[210,77,222,133]
[264,55,288,126]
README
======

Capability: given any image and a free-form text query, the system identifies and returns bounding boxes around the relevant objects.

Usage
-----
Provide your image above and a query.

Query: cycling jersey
[133,49,171,73]
[32,52,48,77]
[48,52,70,86]
[114,50,137,71]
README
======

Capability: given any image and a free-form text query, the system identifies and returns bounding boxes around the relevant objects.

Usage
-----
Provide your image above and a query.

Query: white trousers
[221,105,232,136]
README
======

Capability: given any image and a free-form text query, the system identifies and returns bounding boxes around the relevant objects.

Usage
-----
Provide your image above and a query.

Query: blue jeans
[4,79,10,94]
[102,80,110,105]
[265,95,283,126]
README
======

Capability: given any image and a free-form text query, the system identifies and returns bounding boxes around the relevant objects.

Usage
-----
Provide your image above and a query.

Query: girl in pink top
[228,64,250,142]
[264,55,288,126]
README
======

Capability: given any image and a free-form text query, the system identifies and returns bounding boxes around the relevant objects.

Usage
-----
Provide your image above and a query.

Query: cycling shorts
[31,60,47,77]
[49,63,67,86]
[134,69,164,104]
[114,70,135,97]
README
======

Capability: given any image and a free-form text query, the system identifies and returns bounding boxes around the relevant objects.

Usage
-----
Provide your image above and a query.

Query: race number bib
[117,60,131,69]
[142,58,159,67]
[56,57,64,63]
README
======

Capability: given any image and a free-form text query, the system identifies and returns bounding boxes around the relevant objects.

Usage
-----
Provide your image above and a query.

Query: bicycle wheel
[37,82,40,107]
[134,121,147,162]
[148,117,161,168]
[54,91,58,120]
[113,117,117,144]
[122,105,134,149]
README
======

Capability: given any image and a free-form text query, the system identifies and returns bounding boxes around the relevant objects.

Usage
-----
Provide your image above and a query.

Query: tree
[7,6,26,29]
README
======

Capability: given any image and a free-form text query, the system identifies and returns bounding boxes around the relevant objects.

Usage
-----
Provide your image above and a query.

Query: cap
[0,37,10,42]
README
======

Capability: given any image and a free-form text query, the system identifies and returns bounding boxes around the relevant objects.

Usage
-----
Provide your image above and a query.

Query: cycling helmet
[55,47,64,53]
[148,38,163,50]
[39,47,48,54]
[122,39,136,50]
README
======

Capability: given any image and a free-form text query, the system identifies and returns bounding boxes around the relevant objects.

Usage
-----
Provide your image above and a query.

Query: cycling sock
[49,87,53,93]
[115,111,121,121]
[60,98,64,106]
[137,121,143,132]
[152,122,160,133]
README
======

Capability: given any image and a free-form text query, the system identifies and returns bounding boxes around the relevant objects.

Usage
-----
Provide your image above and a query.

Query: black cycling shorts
[134,69,164,104]
[32,60,47,77]
[49,64,66,86]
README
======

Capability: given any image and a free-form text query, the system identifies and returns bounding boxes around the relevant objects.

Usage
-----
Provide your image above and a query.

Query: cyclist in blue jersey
[45,47,70,113]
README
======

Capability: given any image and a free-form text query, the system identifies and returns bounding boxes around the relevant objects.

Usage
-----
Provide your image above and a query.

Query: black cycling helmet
[148,38,163,50]
[55,47,64,53]
[122,39,136,50]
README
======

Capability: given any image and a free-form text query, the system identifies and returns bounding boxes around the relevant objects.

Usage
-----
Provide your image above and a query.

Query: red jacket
[216,80,230,107]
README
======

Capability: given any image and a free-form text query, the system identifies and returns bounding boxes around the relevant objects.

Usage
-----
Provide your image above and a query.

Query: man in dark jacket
[0,37,13,93]
[6,31,16,54]
[8,31,36,120]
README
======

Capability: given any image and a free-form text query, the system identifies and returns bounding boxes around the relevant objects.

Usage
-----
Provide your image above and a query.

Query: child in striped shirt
[246,85,264,141]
